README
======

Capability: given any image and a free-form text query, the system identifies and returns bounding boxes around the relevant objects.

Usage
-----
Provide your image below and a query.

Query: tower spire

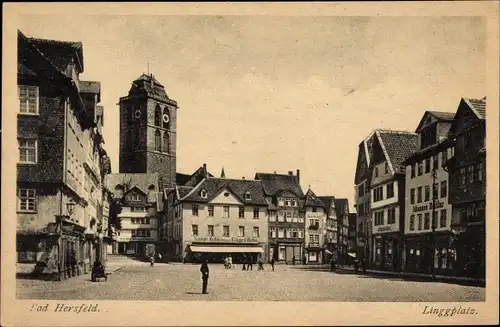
[220,167,226,178]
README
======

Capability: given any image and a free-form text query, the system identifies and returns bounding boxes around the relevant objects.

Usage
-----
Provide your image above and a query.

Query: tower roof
[125,73,177,105]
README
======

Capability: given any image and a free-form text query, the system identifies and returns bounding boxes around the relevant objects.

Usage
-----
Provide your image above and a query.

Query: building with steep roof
[16,31,111,280]
[445,97,486,279]
[318,196,338,261]
[402,110,456,275]
[303,189,326,263]
[334,198,351,264]
[164,167,269,263]
[255,170,305,263]
[364,129,419,270]
[118,73,178,190]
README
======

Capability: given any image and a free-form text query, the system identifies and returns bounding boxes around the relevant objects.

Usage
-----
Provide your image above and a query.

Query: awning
[324,249,333,255]
[188,246,264,253]
[348,252,357,258]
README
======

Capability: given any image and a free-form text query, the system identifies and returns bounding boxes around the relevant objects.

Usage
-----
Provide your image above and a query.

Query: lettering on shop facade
[412,201,445,213]
[193,236,259,243]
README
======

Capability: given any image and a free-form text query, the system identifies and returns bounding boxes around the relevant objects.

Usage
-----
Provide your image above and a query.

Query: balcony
[308,223,320,230]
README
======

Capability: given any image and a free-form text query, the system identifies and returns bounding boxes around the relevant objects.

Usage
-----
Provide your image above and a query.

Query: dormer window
[201,189,208,199]
[245,192,251,200]
[130,193,141,201]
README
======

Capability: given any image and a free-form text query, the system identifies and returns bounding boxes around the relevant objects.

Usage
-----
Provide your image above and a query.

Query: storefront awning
[189,246,264,253]
[348,252,357,258]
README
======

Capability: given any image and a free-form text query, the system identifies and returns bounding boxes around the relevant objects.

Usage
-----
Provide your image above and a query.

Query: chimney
[296,169,300,182]
[203,163,207,178]
[288,171,293,176]
[242,177,245,180]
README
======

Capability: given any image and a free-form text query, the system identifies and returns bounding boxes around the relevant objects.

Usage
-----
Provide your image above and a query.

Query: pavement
[17,256,485,302]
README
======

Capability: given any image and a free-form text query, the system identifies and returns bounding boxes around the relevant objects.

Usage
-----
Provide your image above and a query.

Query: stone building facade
[303,189,326,264]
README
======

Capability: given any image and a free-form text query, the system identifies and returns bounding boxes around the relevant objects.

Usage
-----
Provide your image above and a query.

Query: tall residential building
[16,31,110,280]
[368,130,418,271]
[118,73,178,190]
[334,198,350,264]
[165,171,269,263]
[318,196,338,261]
[303,189,326,264]
[402,111,455,274]
[255,170,305,264]
[105,173,162,256]
[354,132,375,263]
[446,97,486,279]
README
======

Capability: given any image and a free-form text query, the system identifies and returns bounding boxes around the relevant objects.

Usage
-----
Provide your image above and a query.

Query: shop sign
[376,226,393,233]
[193,236,259,243]
[412,201,445,213]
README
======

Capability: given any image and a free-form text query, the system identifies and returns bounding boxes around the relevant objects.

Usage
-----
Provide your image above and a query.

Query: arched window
[154,130,161,151]
[163,132,170,153]
[133,128,140,149]
[154,105,161,127]
[126,129,132,150]
[163,107,170,129]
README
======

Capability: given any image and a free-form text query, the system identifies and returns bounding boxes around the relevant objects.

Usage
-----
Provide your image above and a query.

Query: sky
[18,15,486,208]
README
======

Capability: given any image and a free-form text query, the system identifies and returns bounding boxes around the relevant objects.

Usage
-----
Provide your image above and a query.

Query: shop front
[373,232,402,271]
[269,240,303,264]
[404,232,454,275]
[185,240,266,264]
[305,246,323,264]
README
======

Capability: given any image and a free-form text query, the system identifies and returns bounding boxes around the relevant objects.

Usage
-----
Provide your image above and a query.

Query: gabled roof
[334,198,349,217]
[304,189,325,207]
[176,173,192,186]
[376,130,419,174]
[414,110,456,132]
[177,167,214,187]
[318,196,336,209]
[128,73,177,105]
[124,186,147,197]
[105,173,159,195]
[28,36,84,73]
[255,172,304,197]
[463,97,486,120]
[18,63,38,78]
[180,178,267,205]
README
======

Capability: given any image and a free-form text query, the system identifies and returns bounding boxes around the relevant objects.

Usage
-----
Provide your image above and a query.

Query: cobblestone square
[17,261,485,302]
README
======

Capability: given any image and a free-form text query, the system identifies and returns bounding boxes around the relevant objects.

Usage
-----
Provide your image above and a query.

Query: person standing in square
[200,260,210,294]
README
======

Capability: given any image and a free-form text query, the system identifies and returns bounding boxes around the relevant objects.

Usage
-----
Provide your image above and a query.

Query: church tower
[118,73,178,189]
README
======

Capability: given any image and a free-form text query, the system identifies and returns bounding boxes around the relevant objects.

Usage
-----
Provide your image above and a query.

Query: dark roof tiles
[427,111,456,121]
[304,189,325,207]
[377,130,419,174]
[255,173,304,197]
[181,178,267,205]
[464,97,486,119]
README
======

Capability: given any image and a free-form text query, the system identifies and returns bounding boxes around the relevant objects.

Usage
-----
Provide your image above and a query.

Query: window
[440,181,447,198]
[253,227,260,238]
[358,183,365,197]
[432,211,437,229]
[278,212,285,222]
[18,188,36,211]
[373,187,383,202]
[433,155,439,170]
[154,130,161,151]
[130,193,141,201]
[239,206,245,218]
[269,211,276,222]
[467,165,474,183]
[192,224,198,236]
[192,204,199,216]
[200,190,207,199]
[312,207,317,213]
[131,207,147,212]
[163,132,170,153]
[410,188,415,205]
[208,205,214,217]
[277,228,285,238]
[424,185,430,202]
[411,164,416,178]
[464,131,471,148]
[459,167,467,186]
[424,159,430,173]
[417,187,422,203]
[270,228,277,238]
[19,85,38,114]
[409,215,415,231]
[440,209,447,228]
[154,105,161,126]
[441,151,448,166]
[432,183,438,199]
[418,214,422,230]
[19,139,37,163]
[477,162,485,181]
[375,167,379,177]
[238,226,245,237]
[253,207,259,219]
[298,213,304,223]
[208,225,214,237]
[424,213,430,229]
[387,207,396,224]
[418,161,423,176]
[245,192,251,200]
[292,200,296,207]
[384,163,388,174]
[223,206,230,218]
[386,183,394,198]
[222,225,230,237]
[374,211,384,226]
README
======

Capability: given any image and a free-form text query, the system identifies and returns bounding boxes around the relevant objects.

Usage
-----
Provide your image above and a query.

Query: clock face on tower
[134,109,141,119]
[163,113,170,124]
